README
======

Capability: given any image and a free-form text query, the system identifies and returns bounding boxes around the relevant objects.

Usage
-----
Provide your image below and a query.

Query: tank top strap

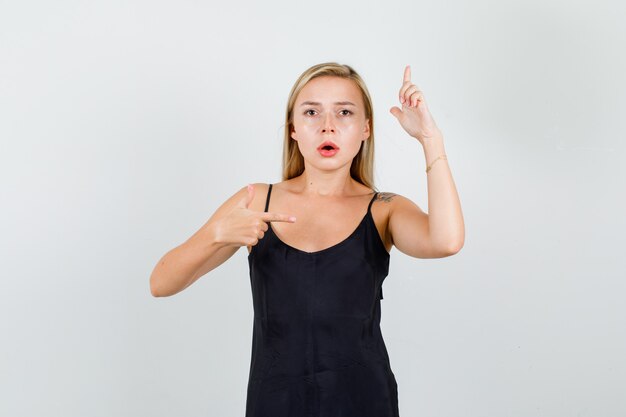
[264,183,273,213]
[367,190,379,212]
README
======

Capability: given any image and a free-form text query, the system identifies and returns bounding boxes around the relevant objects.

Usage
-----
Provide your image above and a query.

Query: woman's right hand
[212,184,296,248]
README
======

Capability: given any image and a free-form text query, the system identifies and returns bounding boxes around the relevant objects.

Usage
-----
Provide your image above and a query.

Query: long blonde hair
[282,62,377,191]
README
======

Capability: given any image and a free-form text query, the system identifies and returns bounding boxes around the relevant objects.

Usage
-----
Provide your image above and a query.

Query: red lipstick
[317,141,340,157]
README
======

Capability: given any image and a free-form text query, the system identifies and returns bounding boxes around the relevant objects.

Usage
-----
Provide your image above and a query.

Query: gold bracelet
[426,154,447,173]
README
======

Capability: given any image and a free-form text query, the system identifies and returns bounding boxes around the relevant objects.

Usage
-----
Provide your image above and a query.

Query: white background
[1,0,624,416]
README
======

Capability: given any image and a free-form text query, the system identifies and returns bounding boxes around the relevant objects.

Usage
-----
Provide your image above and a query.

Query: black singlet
[245,183,398,417]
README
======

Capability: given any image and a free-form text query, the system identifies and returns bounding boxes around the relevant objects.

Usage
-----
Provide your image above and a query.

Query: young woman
[150,62,464,416]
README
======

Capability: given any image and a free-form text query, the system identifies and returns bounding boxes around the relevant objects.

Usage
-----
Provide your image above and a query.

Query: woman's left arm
[387,65,465,258]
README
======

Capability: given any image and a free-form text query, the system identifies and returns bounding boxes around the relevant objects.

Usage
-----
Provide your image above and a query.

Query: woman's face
[291,76,370,170]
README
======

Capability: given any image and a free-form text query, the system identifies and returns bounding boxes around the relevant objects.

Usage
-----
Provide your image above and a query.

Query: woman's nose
[321,114,335,133]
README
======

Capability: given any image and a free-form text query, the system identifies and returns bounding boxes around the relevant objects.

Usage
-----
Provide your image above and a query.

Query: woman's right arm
[148,228,238,298]
[149,184,295,297]
[148,185,248,297]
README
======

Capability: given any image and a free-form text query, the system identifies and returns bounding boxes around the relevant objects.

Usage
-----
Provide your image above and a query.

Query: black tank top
[246,183,398,417]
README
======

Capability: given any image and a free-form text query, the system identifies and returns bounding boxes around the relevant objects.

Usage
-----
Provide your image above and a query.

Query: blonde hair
[282,62,377,191]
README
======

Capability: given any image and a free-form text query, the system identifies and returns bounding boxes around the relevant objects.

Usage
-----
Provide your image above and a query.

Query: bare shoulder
[371,191,428,253]
[372,191,422,212]
[208,182,269,222]
[248,182,272,212]
[377,192,423,209]
[374,191,400,204]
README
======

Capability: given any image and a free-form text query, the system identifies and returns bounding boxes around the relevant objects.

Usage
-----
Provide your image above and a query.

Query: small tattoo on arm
[376,192,397,203]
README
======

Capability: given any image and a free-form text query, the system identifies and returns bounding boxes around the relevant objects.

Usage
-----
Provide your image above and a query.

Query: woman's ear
[291,127,297,140]
[363,119,371,140]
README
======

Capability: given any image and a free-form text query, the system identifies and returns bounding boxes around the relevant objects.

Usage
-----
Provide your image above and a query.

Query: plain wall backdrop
[1,0,625,416]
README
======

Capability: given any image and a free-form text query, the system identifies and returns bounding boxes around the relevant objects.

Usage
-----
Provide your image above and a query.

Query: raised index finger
[260,211,297,223]
[403,65,411,83]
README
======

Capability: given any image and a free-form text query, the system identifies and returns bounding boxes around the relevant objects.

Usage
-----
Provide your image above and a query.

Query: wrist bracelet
[426,154,447,173]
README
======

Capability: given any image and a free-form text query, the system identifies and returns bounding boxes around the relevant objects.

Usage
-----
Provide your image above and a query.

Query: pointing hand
[214,184,297,248]
[389,65,442,145]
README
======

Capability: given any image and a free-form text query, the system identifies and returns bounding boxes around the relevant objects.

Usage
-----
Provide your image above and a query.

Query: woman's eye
[304,109,351,116]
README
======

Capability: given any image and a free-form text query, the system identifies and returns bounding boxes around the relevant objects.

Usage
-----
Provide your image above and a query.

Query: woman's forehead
[297,76,362,105]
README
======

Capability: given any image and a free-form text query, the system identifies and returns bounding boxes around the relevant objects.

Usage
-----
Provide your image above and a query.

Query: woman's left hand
[390,65,442,145]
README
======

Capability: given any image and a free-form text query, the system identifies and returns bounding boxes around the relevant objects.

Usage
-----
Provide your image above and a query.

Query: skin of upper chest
[246,184,392,254]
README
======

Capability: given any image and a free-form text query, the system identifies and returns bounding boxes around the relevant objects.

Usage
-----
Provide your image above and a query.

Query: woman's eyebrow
[300,101,356,106]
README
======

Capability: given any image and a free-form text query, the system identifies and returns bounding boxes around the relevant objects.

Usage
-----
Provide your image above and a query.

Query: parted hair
[282,62,377,191]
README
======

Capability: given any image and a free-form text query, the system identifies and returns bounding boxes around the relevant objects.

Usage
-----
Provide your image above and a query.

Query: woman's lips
[317,141,339,157]
[319,147,339,157]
